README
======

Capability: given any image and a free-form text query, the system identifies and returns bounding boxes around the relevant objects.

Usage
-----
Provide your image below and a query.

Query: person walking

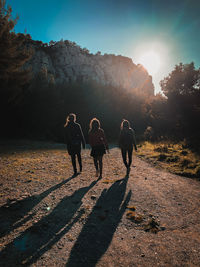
[119,119,137,176]
[64,113,85,176]
[88,118,109,178]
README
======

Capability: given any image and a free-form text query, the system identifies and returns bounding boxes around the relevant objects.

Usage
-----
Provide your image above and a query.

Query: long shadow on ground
[66,176,131,267]
[0,176,75,239]
[0,179,97,267]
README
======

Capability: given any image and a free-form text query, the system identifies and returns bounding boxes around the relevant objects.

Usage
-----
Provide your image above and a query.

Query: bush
[154,146,168,153]
[158,154,167,161]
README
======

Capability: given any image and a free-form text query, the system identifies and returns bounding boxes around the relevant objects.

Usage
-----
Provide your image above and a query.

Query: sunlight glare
[139,51,161,75]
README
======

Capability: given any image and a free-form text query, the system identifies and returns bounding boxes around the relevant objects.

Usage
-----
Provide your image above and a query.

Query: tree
[160,62,200,99]
[160,62,200,143]
[0,0,32,105]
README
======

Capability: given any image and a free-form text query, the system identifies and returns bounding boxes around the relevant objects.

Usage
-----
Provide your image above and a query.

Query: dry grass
[138,141,200,178]
[126,206,144,224]
[126,211,144,223]
[126,205,136,211]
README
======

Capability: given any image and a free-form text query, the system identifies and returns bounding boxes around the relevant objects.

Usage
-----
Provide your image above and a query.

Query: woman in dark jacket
[119,119,137,175]
[64,113,85,175]
[88,118,109,178]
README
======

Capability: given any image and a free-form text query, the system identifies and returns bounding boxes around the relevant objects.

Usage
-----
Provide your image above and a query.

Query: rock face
[27,40,154,95]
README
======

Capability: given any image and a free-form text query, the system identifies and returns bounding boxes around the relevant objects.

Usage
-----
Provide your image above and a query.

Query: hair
[89,118,100,132]
[64,113,76,127]
[120,119,130,130]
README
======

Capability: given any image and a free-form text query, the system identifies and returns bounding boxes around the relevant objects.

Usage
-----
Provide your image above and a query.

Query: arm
[101,130,109,151]
[132,130,137,151]
[119,131,122,148]
[88,132,92,147]
[78,125,86,149]
[64,127,70,145]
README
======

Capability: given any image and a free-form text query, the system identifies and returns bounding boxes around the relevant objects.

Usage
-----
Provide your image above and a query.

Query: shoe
[73,171,78,177]
[80,166,82,172]
[98,174,102,179]
[126,166,130,176]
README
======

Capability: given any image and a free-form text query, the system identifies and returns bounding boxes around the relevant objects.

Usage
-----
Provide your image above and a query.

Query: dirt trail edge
[0,141,200,267]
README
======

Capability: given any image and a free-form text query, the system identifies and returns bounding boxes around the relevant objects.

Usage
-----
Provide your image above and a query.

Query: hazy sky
[7,0,200,94]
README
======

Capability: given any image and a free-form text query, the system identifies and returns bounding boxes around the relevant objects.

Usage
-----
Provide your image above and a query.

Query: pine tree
[0,0,33,105]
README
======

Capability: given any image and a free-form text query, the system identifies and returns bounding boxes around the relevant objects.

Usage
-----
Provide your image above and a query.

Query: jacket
[64,122,85,154]
[119,127,137,150]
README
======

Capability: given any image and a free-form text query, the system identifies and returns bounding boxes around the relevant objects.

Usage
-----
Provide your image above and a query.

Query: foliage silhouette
[0,0,33,136]
[160,62,200,148]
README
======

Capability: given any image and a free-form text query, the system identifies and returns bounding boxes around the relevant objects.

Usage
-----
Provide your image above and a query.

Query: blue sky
[7,0,200,93]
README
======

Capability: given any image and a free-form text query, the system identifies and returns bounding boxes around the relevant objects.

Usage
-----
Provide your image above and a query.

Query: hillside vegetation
[138,141,200,178]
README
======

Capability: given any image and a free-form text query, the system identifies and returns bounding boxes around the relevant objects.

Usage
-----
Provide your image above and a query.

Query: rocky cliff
[26,40,154,95]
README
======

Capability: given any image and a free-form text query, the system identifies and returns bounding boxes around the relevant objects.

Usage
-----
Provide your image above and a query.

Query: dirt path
[0,141,200,267]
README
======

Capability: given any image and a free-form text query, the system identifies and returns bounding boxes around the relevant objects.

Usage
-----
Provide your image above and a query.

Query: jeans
[71,153,82,173]
[121,147,133,168]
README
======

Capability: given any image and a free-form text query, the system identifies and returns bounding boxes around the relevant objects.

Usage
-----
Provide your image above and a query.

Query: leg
[93,157,98,170]
[77,152,82,172]
[121,148,128,168]
[127,147,133,167]
[98,156,103,177]
[126,148,133,176]
[71,154,77,174]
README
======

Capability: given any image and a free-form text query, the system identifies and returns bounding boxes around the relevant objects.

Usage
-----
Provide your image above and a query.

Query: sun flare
[139,51,161,75]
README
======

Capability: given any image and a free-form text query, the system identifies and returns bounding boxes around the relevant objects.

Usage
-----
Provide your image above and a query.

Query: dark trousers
[93,156,103,176]
[121,147,133,168]
[71,153,82,173]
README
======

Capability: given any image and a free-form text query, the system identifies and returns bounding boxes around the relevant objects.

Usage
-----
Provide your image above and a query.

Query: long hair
[64,113,76,127]
[120,119,130,130]
[89,118,100,133]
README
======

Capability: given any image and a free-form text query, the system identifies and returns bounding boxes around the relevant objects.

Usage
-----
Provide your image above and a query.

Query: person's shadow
[66,176,131,267]
[0,179,97,266]
[0,176,75,239]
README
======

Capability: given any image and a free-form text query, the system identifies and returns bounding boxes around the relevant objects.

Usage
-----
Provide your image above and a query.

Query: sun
[139,51,161,75]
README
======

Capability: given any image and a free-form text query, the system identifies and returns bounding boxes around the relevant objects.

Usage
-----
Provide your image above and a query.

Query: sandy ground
[0,140,200,267]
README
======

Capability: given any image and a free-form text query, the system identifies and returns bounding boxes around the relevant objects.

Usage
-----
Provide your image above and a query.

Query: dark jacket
[119,127,137,150]
[64,122,85,155]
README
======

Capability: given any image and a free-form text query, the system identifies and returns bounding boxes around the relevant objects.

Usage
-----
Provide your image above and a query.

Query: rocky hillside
[26,39,154,95]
